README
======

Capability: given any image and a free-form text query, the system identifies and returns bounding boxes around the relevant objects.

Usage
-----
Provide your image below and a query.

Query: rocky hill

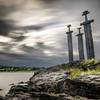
[0,60,100,100]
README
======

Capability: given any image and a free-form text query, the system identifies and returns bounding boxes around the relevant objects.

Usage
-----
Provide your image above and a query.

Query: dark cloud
[0,19,58,39]
[19,44,37,52]
[0,51,27,60]
[0,20,15,36]
[0,20,26,42]
[0,42,15,52]
[9,32,27,42]
[40,0,59,3]
[19,25,44,31]
[19,41,54,54]
[0,20,43,36]
[36,42,55,50]
[0,42,9,46]
[18,21,59,31]
[0,3,17,18]
[11,36,26,42]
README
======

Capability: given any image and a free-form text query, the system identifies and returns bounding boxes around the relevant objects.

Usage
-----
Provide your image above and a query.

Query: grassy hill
[48,59,100,79]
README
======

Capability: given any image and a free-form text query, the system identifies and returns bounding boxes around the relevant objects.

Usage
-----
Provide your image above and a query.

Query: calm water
[0,72,34,96]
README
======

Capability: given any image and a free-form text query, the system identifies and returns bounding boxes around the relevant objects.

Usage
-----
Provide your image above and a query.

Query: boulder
[4,67,100,100]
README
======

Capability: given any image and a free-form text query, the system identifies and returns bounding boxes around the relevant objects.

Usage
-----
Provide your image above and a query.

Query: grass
[68,66,100,79]
[60,59,100,79]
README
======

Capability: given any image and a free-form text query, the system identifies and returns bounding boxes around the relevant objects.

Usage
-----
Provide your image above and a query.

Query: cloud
[0,51,26,58]
[39,0,59,3]
[0,20,27,43]
[0,0,100,67]
[0,20,15,36]
[17,21,58,31]
[19,44,37,52]
[0,2,18,19]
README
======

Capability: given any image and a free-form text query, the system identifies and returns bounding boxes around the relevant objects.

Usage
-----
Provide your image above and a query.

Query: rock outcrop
[1,67,100,100]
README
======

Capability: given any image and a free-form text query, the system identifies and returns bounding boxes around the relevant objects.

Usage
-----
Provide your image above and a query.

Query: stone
[2,66,100,100]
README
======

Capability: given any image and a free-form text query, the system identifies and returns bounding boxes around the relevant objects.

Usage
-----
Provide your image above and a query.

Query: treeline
[0,65,43,72]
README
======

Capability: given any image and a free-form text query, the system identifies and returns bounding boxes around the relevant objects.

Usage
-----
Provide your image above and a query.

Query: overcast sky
[0,0,100,67]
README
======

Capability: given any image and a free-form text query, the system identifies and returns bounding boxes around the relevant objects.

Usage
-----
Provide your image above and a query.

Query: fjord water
[0,72,34,96]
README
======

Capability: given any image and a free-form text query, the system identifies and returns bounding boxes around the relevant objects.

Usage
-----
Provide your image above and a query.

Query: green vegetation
[0,65,43,72]
[64,59,100,79]
[68,66,100,79]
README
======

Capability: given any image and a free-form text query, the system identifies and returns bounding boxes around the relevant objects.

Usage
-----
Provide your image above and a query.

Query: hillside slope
[0,60,100,100]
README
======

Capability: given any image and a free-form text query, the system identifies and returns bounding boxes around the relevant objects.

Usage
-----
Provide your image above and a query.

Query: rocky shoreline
[0,66,100,100]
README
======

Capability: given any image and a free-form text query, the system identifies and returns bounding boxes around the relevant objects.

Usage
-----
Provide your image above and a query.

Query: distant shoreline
[0,66,43,72]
